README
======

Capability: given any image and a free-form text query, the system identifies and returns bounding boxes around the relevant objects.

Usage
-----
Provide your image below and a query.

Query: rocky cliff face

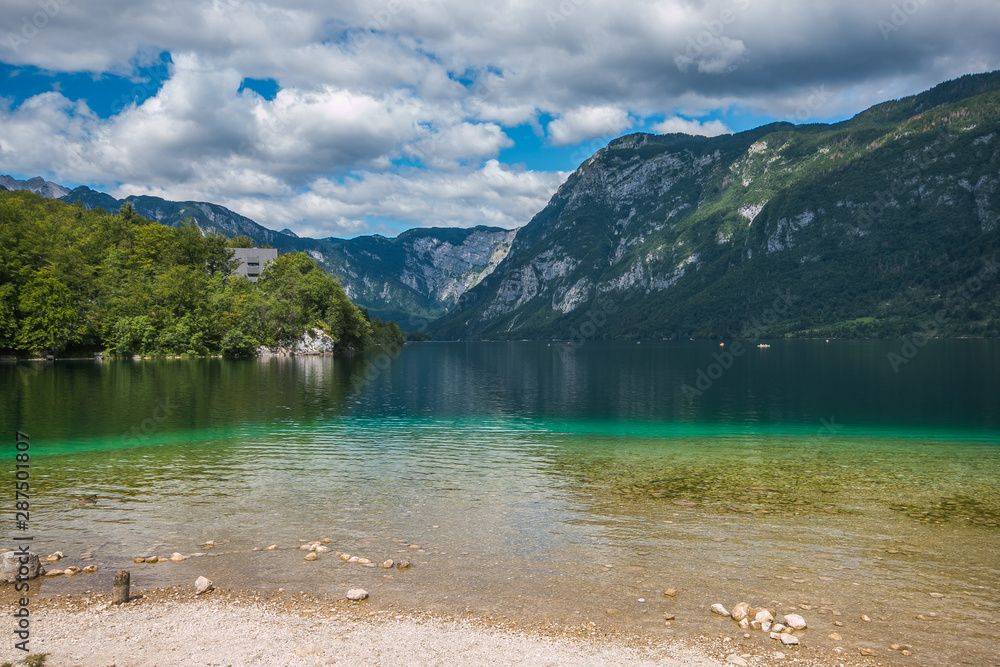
[257,327,336,356]
[433,71,1000,339]
[0,175,70,199]
[328,226,516,329]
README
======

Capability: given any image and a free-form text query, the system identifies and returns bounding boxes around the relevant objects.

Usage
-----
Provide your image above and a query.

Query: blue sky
[1,0,997,238]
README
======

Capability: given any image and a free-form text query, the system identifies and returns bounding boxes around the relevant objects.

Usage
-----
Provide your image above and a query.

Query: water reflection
[346,340,1000,434]
[2,342,999,667]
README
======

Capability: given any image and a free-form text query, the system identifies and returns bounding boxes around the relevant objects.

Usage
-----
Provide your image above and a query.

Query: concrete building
[231,248,278,282]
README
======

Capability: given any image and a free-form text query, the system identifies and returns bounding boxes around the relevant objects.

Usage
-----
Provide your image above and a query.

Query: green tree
[106,315,156,357]
[226,234,256,248]
[15,270,81,354]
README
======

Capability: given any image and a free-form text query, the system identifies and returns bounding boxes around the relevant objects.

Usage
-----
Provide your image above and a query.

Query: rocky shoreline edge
[2,543,897,667]
[1,581,883,667]
[2,586,882,667]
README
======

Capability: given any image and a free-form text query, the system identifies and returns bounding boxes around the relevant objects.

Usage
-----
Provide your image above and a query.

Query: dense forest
[0,190,403,357]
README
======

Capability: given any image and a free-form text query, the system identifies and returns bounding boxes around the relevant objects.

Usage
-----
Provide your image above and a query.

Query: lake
[3,340,999,666]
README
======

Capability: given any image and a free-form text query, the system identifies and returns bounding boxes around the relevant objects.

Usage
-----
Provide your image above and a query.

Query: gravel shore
[0,587,873,667]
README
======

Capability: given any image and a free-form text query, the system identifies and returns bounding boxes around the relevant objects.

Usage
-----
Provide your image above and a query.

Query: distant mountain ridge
[8,70,1000,339]
[0,174,70,199]
[432,70,1000,339]
[0,181,517,329]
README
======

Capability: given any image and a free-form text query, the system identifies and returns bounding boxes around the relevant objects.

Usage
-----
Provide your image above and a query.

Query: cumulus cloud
[210,160,567,238]
[547,106,634,146]
[1,0,998,236]
[651,117,732,137]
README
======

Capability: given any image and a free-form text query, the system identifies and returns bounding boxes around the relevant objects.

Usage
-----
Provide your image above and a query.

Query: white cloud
[673,37,748,75]
[547,106,634,146]
[1,0,999,236]
[213,160,567,238]
[651,117,732,137]
[407,122,513,168]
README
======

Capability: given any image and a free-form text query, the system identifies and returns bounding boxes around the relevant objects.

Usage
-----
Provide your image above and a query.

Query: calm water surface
[2,340,999,666]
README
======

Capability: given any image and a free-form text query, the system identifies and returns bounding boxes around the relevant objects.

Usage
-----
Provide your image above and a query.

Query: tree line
[0,190,403,357]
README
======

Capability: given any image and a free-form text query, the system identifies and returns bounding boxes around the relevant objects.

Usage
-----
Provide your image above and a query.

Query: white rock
[170,552,185,562]
[195,576,213,594]
[774,652,786,659]
[761,621,772,632]
[304,552,318,561]
[726,655,749,666]
[783,614,807,630]
[731,602,751,621]
[711,603,731,617]
[779,633,799,646]
[382,560,394,569]
[339,553,352,561]
[258,328,336,356]
[770,632,781,640]
[348,556,360,563]
[772,623,787,632]
[345,588,369,601]
[315,545,329,553]
[1,552,42,582]
[738,618,750,630]
[755,609,774,624]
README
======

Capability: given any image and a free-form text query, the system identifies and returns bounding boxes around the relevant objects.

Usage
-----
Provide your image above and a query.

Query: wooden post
[112,569,130,604]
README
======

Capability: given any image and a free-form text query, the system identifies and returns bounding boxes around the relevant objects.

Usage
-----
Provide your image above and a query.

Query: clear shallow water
[2,341,999,666]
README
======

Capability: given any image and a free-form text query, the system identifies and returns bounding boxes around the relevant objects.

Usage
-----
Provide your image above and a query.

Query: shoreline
[4,336,1000,363]
[1,585,875,667]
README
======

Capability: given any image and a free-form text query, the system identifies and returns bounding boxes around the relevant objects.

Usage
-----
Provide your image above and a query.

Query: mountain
[49,185,515,329]
[431,71,1000,340]
[59,187,300,247]
[0,174,70,198]
[324,227,516,328]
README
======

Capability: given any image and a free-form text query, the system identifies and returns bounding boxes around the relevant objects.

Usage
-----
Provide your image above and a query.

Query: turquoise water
[2,340,999,665]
